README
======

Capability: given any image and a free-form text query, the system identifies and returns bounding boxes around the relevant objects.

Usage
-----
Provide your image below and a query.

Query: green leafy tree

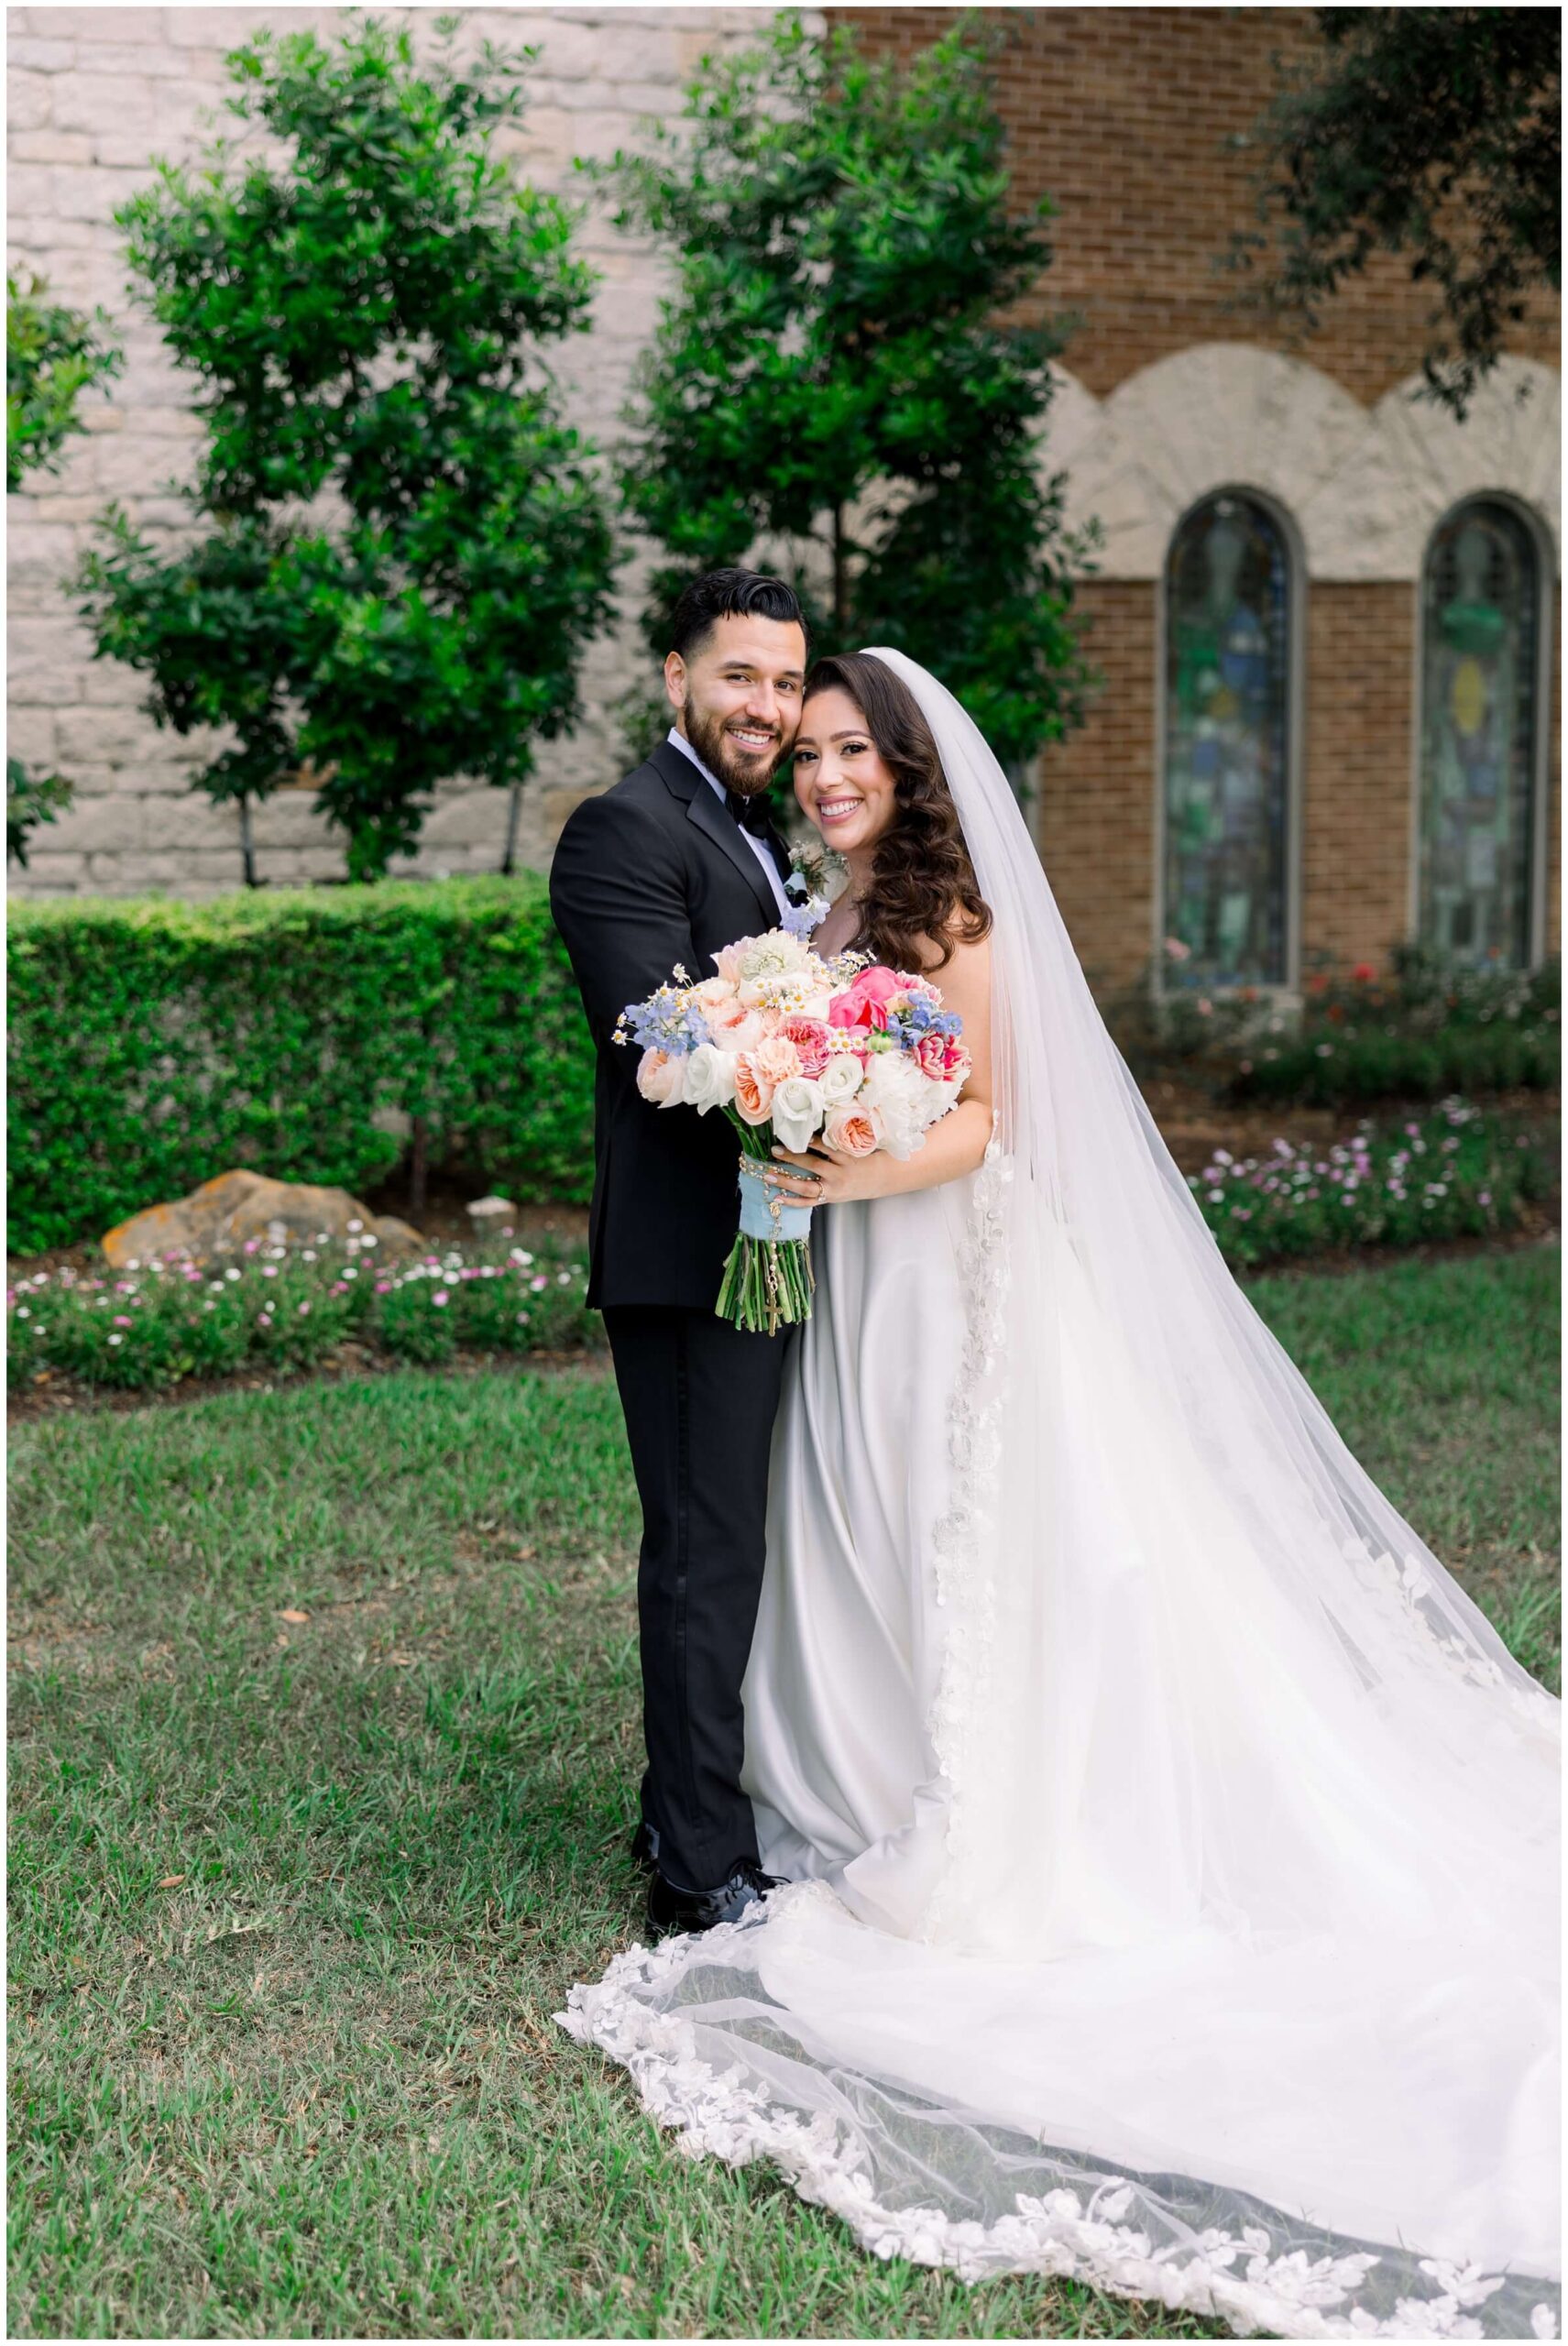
[1223,8,1559,421]
[6,273,124,862]
[73,12,618,883]
[600,11,1102,779]
[6,269,124,492]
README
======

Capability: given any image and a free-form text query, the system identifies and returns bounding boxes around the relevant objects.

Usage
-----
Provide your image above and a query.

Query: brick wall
[1036,570,1560,992]
[848,5,1562,981]
[842,6,1561,404]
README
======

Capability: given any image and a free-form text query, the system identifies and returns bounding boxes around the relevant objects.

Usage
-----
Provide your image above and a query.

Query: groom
[549,569,809,1938]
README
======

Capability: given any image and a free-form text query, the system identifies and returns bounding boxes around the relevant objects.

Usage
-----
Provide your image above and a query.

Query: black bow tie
[725,786,774,839]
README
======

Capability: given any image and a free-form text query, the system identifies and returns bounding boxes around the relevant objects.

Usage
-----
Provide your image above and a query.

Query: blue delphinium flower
[619,986,712,1056]
[885,992,964,1053]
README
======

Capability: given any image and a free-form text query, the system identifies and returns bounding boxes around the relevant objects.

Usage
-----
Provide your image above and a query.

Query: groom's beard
[682,695,784,799]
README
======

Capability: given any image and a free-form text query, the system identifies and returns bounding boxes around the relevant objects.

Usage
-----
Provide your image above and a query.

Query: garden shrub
[7,875,594,1255]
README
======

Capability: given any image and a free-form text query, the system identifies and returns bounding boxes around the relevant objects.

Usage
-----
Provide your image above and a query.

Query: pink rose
[636,1048,686,1107]
[726,1009,771,1055]
[828,964,903,1034]
[914,1032,947,1080]
[690,977,747,1036]
[777,1015,831,1079]
[942,1038,970,1082]
[824,1105,879,1157]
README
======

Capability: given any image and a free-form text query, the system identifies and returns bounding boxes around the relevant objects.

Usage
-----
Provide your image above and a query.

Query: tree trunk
[831,504,847,636]
[409,1114,429,1222]
[237,793,258,888]
[501,778,522,876]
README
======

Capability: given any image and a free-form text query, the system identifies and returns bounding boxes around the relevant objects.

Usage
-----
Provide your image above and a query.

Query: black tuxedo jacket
[549,738,796,1310]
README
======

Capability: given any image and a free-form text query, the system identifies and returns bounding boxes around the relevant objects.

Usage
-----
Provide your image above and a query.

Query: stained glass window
[1162,495,1292,987]
[1418,500,1541,969]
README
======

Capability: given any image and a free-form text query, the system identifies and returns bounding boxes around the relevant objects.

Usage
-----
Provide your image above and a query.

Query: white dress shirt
[666,725,792,921]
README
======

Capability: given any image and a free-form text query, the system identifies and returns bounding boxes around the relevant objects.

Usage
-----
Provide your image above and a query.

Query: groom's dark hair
[668,568,810,663]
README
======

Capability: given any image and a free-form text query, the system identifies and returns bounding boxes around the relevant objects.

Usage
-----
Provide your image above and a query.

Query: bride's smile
[792,689,899,861]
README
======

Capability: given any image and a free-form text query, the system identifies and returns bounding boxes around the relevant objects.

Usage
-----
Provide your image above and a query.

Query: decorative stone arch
[1043,345,1560,586]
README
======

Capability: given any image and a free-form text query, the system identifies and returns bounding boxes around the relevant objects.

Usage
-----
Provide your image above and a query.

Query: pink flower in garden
[1163,937,1191,960]
[113,1315,132,1326]
[433,1292,448,1308]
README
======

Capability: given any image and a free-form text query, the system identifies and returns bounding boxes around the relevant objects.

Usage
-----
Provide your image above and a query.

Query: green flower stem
[714,1106,816,1332]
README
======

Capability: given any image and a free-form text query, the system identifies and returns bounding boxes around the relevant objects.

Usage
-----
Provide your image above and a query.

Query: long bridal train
[556,651,1560,2341]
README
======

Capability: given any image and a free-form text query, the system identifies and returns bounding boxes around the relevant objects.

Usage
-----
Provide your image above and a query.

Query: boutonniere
[779,838,843,937]
[786,839,842,899]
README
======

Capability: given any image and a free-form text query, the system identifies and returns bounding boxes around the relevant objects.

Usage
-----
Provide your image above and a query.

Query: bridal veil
[558,649,1560,2340]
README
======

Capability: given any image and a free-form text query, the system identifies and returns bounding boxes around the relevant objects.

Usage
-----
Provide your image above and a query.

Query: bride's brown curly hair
[799,653,992,974]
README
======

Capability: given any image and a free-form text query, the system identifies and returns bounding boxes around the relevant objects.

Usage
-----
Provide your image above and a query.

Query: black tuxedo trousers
[549,740,798,1890]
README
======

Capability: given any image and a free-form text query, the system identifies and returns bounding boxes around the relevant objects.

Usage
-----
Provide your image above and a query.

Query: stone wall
[6,5,786,896]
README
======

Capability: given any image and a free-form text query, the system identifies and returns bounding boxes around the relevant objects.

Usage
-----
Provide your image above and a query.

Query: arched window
[1162,493,1293,986]
[1417,499,1542,968]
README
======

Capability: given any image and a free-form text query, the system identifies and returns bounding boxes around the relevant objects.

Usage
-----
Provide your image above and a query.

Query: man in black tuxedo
[549,569,810,1937]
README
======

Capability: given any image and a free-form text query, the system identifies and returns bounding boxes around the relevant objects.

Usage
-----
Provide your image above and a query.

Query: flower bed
[1188,1099,1555,1269]
[7,1223,598,1394]
[1229,953,1560,1108]
[9,1103,1554,1393]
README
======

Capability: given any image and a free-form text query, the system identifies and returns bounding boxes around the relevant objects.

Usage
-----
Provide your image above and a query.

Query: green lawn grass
[8,1248,1559,2340]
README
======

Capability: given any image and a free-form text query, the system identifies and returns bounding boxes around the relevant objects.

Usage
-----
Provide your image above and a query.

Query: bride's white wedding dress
[558,653,1560,2341]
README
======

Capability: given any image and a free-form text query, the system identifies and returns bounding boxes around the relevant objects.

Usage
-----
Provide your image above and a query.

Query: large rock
[102,1171,423,1267]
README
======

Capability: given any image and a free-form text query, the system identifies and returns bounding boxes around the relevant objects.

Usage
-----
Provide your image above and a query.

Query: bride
[558,648,1561,2341]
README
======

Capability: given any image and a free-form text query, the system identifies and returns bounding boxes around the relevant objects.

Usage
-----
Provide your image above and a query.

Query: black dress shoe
[646,1858,784,1941]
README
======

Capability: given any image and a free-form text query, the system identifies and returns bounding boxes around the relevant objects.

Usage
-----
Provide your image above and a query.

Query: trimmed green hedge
[8,876,595,1256]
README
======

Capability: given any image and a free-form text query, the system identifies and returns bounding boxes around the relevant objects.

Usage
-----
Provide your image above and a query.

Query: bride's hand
[767,1140,889,1206]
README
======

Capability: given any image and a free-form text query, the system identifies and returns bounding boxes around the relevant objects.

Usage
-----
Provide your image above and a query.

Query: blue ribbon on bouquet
[736,1160,815,1244]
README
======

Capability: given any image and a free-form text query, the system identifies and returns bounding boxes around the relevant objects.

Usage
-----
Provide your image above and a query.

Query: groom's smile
[663,608,807,797]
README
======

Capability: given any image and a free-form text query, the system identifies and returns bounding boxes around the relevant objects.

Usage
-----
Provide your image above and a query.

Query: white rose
[683,1043,739,1114]
[817,1053,866,1107]
[859,1052,926,1157]
[770,1075,826,1155]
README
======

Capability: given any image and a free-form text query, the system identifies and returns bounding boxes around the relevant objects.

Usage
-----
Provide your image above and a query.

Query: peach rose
[824,1105,879,1157]
[689,976,744,1032]
[750,1036,802,1090]
[726,1009,771,1055]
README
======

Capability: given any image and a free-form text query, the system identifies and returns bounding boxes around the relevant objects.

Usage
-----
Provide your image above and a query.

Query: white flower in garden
[683,1043,740,1115]
[771,1075,827,1155]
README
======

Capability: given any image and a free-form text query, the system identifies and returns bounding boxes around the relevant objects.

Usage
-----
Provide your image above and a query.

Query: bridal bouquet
[616,914,970,1333]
